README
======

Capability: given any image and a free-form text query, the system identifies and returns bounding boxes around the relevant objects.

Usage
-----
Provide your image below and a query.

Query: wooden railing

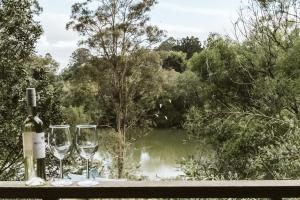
[1,180,300,199]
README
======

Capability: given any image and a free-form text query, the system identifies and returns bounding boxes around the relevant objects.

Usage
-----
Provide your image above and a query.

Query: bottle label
[33,132,46,159]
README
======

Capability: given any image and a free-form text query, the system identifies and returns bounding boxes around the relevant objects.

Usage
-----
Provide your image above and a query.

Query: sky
[36,0,243,71]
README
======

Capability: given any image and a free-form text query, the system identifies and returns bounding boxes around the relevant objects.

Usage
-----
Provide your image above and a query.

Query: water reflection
[140,149,150,162]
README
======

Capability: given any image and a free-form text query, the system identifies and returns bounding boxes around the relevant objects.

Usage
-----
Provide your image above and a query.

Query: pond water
[131,129,199,179]
[94,129,210,180]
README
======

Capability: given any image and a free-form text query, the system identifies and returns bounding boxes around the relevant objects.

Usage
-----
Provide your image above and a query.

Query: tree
[189,34,253,108]
[0,0,42,180]
[27,54,64,126]
[152,69,202,128]
[234,0,300,118]
[67,0,163,178]
[157,36,203,59]
[62,48,92,81]
[182,1,300,180]
[156,37,177,51]
[61,48,101,122]
[161,51,187,73]
[173,36,203,59]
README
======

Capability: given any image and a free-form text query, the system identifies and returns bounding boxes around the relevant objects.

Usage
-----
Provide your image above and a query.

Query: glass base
[77,180,98,186]
[25,177,46,186]
[51,179,73,186]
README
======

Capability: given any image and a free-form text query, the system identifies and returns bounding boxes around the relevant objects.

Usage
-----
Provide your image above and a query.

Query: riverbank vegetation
[0,0,299,181]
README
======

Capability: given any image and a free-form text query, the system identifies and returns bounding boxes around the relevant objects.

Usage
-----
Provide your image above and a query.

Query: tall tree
[67,0,163,178]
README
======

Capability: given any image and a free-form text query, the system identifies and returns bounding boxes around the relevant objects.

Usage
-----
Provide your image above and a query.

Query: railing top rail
[1,180,300,199]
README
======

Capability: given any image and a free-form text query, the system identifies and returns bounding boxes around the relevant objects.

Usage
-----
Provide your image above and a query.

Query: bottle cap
[26,88,37,107]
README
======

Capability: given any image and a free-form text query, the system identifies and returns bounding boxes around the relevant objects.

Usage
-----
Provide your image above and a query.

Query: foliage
[161,51,187,73]
[0,0,43,180]
[27,54,65,126]
[158,36,203,59]
[62,106,92,126]
[173,36,203,59]
[0,0,65,180]
[182,0,300,180]
[156,37,177,51]
[184,107,300,180]
[189,34,255,108]
[61,48,102,126]
[153,70,202,128]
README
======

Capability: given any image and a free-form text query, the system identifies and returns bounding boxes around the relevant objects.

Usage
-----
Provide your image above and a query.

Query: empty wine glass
[48,125,72,186]
[75,125,98,186]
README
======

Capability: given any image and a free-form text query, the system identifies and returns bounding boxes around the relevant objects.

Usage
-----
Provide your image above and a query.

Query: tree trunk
[117,131,125,179]
[116,87,126,179]
[116,119,125,178]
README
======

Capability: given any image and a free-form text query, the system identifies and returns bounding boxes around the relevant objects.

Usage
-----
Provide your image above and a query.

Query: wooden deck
[1,180,300,199]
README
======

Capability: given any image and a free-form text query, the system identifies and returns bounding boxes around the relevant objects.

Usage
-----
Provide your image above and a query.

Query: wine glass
[75,125,98,186]
[48,125,72,186]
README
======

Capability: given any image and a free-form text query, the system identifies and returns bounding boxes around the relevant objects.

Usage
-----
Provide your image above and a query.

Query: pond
[93,129,211,180]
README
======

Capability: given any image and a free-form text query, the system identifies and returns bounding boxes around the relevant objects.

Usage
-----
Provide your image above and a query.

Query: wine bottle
[23,88,46,186]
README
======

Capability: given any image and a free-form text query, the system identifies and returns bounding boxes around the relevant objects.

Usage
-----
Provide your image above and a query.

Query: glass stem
[59,159,63,179]
[86,159,90,179]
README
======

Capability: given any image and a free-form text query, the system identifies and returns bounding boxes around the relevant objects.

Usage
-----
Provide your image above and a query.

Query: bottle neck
[27,106,37,116]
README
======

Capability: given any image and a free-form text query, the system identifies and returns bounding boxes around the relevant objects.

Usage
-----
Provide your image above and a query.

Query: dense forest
[0,0,300,181]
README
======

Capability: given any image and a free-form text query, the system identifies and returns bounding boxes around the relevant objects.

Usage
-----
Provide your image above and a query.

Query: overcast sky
[36,0,242,71]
